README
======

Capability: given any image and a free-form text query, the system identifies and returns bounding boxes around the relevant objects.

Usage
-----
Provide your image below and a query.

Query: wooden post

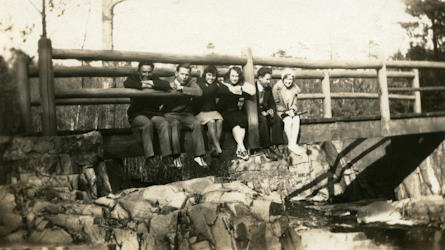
[322,71,332,118]
[38,38,57,135]
[412,69,421,114]
[15,52,32,134]
[243,48,260,149]
[377,63,390,135]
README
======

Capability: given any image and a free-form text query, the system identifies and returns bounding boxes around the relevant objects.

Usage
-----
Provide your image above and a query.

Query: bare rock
[172,176,216,194]
[96,161,112,196]
[46,214,94,234]
[95,196,117,209]
[191,241,212,250]
[150,211,179,245]
[84,225,108,243]
[0,186,16,213]
[141,185,188,209]
[140,233,169,250]
[187,203,218,243]
[211,215,233,250]
[63,203,104,217]
[113,228,139,250]
[110,203,130,221]
[29,227,73,244]
[0,212,23,237]
[250,199,272,221]
[119,200,156,221]
[223,181,257,195]
[0,229,27,243]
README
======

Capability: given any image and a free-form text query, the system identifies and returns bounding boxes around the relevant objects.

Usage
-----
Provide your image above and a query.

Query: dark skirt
[221,110,248,131]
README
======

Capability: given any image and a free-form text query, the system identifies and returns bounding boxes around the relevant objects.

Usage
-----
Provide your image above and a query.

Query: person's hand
[286,109,295,117]
[261,111,268,117]
[266,109,274,116]
[141,80,154,88]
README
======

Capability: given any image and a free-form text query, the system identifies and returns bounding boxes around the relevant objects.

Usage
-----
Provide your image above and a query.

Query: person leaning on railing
[159,63,209,168]
[217,66,256,161]
[192,65,224,157]
[255,67,283,161]
[272,69,306,156]
[123,61,180,171]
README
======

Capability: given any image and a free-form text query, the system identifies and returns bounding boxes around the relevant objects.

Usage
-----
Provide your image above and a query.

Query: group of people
[124,62,305,169]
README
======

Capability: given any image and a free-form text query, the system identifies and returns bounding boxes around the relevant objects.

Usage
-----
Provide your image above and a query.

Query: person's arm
[179,80,202,96]
[289,86,301,112]
[123,76,142,89]
[152,79,173,91]
[272,82,286,118]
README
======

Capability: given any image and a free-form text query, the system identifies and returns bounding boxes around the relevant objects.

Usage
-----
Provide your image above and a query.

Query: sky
[0,0,414,63]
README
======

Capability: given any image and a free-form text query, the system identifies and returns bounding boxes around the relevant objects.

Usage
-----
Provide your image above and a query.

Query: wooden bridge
[14,38,445,156]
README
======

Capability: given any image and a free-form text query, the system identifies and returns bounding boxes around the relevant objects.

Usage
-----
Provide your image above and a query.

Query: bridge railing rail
[17,38,445,147]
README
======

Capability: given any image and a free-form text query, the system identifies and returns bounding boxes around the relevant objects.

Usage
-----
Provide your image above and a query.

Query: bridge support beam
[15,52,32,134]
[38,38,57,135]
[378,63,390,135]
[322,71,332,118]
[412,69,422,114]
[243,48,260,149]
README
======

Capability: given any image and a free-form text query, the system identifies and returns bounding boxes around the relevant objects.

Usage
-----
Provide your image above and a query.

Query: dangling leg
[232,125,248,160]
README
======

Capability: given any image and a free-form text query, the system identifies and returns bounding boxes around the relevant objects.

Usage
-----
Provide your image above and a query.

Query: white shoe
[194,157,208,167]
[288,144,305,155]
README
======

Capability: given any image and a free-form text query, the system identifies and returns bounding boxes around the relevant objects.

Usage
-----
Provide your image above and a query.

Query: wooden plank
[322,71,332,118]
[271,69,414,79]
[387,60,445,69]
[243,48,260,149]
[52,48,247,65]
[55,88,201,98]
[15,52,33,134]
[38,38,57,135]
[412,69,421,114]
[31,98,131,106]
[388,86,445,92]
[254,56,382,69]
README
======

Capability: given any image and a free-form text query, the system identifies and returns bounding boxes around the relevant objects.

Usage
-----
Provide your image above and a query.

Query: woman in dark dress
[217,66,256,160]
[193,65,224,156]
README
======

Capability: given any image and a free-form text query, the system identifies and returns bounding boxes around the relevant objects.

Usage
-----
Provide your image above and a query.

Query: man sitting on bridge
[124,62,181,170]
[160,64,208,168]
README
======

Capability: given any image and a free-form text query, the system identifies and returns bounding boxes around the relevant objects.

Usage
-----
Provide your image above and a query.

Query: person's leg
[283,116,293,147]
[164,114,182,156]
[177,113,206,157]
[216,119,223,143]
[270,113,284,146]
[232,125,246,152]
[207,120,222,154]
[150,116,172,157]
[130,115,154,159]
[258,114,271,148]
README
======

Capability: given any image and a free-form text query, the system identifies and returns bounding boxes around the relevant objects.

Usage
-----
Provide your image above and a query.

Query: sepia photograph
[1,0,445,249]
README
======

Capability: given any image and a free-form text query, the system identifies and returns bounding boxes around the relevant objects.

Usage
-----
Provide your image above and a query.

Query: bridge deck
[73,112,445,158]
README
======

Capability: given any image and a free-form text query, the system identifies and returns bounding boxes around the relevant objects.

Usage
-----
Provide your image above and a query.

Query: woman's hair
[201,65,218,83]
[281,68,294,80]
[224,66,244,85]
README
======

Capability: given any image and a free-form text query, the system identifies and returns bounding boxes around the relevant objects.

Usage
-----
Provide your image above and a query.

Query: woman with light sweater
[272,69,305,155]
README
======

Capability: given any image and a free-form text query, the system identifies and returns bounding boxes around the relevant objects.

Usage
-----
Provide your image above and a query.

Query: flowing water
[287,200,445,250]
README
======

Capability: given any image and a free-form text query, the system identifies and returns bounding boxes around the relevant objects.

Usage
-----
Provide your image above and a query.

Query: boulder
[84,225,108,243]
[0,186,16,213]
[211,215,233,250]
[150,211,179,245]
[113,228,139,250]
[46,214,94,234]
[190,241,212,250]
[172,176,216,194]
[0,212,23,237]
[141,185,188,209]
[29,227,73,244]
[187,203,218,242]
[0,229,27,243]
[63,203,104,217]
[95,196,117,209]
[110,203,130,221]
[119,200,156,221]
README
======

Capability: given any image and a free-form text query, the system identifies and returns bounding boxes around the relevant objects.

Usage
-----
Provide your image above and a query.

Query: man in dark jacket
[160,64,208,168]
[124,62,181,168]
[256,67,283,160]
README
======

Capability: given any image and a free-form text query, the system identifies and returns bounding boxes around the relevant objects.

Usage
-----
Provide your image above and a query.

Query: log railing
[17,37,445,142]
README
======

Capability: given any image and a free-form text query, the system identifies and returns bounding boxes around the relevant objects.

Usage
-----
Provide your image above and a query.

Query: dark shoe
[145,157,157,167]
[264,149,278,161]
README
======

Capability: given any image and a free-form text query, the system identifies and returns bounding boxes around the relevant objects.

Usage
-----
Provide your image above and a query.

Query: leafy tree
[403,0,445,59]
